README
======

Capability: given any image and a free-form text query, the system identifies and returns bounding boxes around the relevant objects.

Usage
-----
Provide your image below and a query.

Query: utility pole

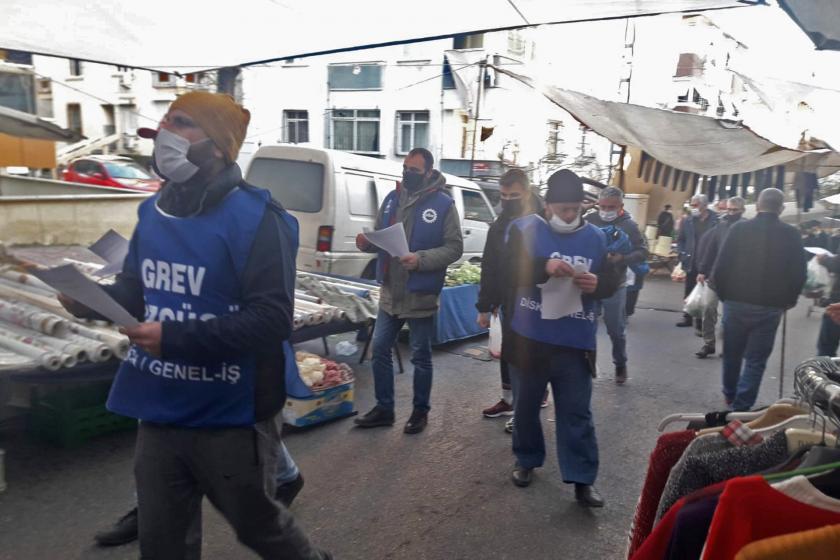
[468,57,487,180]
[608,19,635,189]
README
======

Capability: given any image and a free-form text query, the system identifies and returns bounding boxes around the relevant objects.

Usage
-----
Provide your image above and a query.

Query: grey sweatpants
[135,415,327,560]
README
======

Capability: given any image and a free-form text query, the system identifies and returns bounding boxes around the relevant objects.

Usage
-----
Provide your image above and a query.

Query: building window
[66,103,82,136]
[3,50,33,65]
[69,59,83,77]
[453,33,484,49]
[547,120,563,159]
[330,109,380,154]
[328,63,383,91]
[397,111,429,154]
[508,30,527,56]
[283,110,309,144]
[442,57,456,90]
[153,72,173,87]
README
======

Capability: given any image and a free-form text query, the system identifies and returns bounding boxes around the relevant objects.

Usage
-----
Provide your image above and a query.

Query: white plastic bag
[683,283,708,318]
[805,258,833,293]
[488,314,502,359]
[671,262,686,282]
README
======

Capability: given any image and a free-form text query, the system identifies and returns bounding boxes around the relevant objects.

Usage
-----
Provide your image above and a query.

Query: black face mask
[727,212,743,221]
[402,170,425,192]
[501,198,524,216]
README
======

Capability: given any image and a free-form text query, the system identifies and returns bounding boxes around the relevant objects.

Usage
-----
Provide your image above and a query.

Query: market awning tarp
[0,105,81,142]
[494,66,840,178]
[778,0,840,51]
[1,0,754,73]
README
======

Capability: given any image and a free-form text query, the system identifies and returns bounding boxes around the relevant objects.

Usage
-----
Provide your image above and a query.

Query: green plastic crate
[28,382,136,448]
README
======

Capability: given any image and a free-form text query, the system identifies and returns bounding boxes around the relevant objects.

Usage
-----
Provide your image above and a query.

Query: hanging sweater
[627,430,696,558]
[735,524,840,560]
[703,475,840,560]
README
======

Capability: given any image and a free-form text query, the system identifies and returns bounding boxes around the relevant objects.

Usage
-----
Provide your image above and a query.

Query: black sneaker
[511,464,533,487]
[574,484,605,507]
[615,366,628,385]
[275,473,304,507]
[695,345,715,359]
[403,408,428,434]
[675,317,693,327]
[94,507,138,547]
[354,405,395,428]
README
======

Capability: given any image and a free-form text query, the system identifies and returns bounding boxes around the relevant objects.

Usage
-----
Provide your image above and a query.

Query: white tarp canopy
[1,0,753,73]
[735,71,840,152]
[495,66,840,178]
[0,105,82,142]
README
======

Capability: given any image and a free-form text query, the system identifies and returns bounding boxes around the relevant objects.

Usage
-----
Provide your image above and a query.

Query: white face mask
[153,128,200,183]
[599,209,618,222]
[690,208,701,217]
[549,213,579,234]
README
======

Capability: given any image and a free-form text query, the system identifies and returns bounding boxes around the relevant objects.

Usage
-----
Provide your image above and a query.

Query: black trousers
[135,415,328,560]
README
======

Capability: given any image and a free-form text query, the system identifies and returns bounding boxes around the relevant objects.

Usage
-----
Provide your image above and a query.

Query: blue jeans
[372,309,434,412]
[510,351,599,485]
[817,312,840,357]
[596,286,628,367]
[274,441,300,486]
[721,301,783,411]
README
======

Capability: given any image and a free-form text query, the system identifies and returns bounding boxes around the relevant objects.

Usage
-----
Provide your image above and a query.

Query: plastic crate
[28,382,136,448]
[283,380,355,428]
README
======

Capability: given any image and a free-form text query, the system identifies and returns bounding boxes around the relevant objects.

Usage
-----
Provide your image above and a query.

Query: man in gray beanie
[502,169,622,507]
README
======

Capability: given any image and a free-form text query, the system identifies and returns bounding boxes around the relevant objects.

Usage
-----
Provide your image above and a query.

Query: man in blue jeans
[354,148,463,434]
[711,188,806,411]
[502,169,621,507]
[586,186,648,384]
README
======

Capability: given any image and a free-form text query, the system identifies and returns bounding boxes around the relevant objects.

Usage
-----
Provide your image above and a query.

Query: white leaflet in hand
[362,223,410,257]
[538,276,583,319]
[89,229,130,277]
[805,246,835,257]
[33,265,140,328]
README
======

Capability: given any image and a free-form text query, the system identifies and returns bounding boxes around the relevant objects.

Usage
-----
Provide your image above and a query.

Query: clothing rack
[793,357,840,427]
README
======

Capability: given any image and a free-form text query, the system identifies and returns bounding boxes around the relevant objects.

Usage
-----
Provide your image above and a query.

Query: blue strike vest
[107,185,298,427]
[509,215,607,351]
[598,224,650,280]
[375,188,454,294]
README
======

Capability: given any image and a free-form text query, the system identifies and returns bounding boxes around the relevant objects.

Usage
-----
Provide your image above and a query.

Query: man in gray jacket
[354,148,463,434]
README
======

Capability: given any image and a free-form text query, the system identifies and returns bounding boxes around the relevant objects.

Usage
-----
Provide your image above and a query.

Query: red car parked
[62,156,160,192]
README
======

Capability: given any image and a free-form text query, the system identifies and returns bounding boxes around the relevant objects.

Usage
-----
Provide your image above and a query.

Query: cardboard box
[283,380,355,428]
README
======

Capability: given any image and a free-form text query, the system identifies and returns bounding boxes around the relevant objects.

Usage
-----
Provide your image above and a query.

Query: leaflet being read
[362,223,410,257]
[89,229,130,277]
[33,265,139,328]
[537,262,590,320]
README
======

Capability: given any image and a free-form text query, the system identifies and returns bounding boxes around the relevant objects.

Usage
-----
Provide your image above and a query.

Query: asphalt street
[0,276,825,559]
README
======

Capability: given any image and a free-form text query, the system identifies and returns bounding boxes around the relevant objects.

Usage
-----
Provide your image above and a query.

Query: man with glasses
[677,194,719,333]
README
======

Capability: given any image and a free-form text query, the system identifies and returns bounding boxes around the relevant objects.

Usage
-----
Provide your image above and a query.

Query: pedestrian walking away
[502,169,622,507]
[58,91,329,560]
[354,147,463,434]
[693,197,745,359]
[677,194,719,332]
[476,168,543,418]
[711,188,807,411]
[656,204,675,238]
[586,186,649,384]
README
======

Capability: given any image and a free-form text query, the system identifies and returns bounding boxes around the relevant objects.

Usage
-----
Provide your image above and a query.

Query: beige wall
[612,147,695,225]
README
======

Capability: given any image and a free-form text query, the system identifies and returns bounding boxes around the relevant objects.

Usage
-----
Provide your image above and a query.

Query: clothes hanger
[656,399,802,432]
[694,402,809,436]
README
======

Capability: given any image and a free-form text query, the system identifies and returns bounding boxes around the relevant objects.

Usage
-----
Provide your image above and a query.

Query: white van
[245,145,496,278]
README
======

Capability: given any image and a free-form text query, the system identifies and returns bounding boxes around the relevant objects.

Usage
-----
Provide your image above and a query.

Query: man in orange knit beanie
[61,91,330,559]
